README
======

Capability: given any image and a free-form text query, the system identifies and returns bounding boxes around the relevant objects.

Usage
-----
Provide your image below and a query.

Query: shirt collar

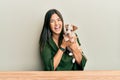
[48,37,59,51]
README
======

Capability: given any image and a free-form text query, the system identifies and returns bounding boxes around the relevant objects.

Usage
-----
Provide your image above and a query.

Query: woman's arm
[41,45,65,71]
[53,48,64,70]
[69,35,84,65]
[70,41,83,64]
[53,37,71,70]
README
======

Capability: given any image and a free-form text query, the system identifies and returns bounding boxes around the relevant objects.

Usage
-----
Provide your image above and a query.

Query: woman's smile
[54,25,61,31]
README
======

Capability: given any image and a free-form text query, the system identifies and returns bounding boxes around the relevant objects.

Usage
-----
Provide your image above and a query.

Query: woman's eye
[58,18,61,21]
[50,20,54,23]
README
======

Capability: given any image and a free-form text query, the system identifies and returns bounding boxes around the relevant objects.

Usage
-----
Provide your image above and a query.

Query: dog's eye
[71,30,73,31]
[66,29,68,31]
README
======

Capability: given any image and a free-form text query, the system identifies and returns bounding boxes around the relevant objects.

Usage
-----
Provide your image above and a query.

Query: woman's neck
[52,34,59,40]
[52,34,60,47]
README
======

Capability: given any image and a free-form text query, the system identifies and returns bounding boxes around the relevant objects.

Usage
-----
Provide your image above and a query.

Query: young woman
[39,9,87,71]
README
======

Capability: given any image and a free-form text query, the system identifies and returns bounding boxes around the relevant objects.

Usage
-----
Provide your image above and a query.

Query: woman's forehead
[50,13,60,19]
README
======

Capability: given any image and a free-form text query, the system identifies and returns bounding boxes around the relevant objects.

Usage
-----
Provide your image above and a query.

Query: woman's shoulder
[42,40,52,52]
[41,37,56,54]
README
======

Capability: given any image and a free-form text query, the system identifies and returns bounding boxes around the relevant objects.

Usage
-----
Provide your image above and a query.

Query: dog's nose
[66,33,69,36]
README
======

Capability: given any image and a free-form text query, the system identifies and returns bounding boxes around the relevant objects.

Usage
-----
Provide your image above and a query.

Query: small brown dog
[64,24,78,42]
[64,24,78,63]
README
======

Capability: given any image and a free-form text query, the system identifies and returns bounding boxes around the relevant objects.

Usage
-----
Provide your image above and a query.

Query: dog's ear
[65,24,69,28]
[64,24,68,32]
[72,25,78,31]
[64,24,69,30]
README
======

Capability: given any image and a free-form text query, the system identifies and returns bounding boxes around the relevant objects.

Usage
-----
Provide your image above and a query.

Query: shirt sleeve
[76,34,87,70]
[73,54,87,70]
[79,54,87,70]
[40,44,54,71]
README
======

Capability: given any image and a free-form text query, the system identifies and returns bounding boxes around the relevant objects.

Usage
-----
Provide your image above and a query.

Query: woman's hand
[69,35,77,49]
[61,35,71,49]
[69,35,83,64]
[69,35,82,52]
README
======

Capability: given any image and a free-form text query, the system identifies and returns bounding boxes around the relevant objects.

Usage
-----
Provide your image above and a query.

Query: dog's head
[64,24,78,36]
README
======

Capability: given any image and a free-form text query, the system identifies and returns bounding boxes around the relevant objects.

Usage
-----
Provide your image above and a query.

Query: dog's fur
[64,24,78,42]
[64,24,78,63]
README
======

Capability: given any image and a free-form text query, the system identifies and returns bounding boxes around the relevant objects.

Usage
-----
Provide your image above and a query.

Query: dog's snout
[66,33,70,36]
[66,29,68,31]
[66,33,69,35]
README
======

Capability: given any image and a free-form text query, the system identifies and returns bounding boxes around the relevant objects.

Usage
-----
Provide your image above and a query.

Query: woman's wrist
[59,46,66,52]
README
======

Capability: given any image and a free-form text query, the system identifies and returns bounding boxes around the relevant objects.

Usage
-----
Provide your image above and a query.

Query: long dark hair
[39,9,64,53]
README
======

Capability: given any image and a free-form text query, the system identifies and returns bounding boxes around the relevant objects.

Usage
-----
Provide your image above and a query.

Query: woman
[39,9,87,71]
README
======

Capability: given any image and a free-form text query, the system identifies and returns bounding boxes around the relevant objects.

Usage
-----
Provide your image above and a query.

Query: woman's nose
[55,20,59,25]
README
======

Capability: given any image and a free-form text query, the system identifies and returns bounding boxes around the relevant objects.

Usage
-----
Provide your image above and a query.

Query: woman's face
[50,13,63,35]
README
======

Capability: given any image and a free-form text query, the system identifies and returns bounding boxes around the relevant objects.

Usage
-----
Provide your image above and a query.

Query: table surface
[0,70,120,80]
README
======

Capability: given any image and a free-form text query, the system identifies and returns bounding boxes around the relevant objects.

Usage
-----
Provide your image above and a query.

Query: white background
[0,0,120,71]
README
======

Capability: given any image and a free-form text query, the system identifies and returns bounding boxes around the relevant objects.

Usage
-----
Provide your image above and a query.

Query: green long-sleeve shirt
[40,37,87,71]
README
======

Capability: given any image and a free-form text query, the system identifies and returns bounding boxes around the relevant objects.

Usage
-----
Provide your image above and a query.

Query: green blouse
[40,37,87,71]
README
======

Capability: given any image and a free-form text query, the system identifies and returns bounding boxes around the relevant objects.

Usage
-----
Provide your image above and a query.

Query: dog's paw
[69,52,73,56]
[72,58,75,63]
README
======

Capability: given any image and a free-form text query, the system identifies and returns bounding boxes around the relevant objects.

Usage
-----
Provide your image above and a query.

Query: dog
[64,24,78,63]
[64,24,78,42]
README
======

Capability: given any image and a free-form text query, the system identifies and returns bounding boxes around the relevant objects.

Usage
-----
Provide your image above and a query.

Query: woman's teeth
[55,26,60,29]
